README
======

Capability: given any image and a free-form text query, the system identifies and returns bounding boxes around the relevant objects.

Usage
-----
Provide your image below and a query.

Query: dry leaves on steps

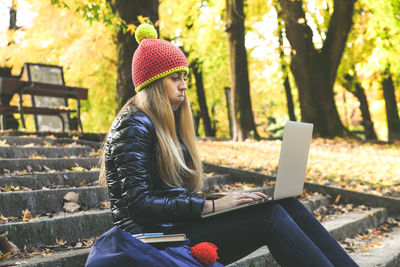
[0,231,20,257]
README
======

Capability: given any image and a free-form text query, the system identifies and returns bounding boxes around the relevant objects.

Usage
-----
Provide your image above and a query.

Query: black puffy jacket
[104,108,205,233]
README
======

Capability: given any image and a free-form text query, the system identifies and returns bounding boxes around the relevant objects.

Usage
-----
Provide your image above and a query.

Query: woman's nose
[178,80,187,91]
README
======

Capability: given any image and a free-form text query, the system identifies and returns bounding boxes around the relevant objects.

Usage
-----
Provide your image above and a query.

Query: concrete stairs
[0,135,399,266]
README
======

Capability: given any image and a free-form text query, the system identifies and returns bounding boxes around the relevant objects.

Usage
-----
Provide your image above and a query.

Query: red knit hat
[132,24,189,92]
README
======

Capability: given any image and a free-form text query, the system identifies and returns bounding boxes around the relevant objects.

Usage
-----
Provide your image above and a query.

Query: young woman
[99,23,358,266]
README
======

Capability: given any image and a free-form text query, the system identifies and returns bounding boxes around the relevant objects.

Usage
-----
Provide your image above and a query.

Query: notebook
[134,233,187,243]
[201,121,313,218]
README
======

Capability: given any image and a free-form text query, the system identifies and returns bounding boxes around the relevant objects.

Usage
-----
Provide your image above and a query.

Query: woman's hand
[214,191,268,212]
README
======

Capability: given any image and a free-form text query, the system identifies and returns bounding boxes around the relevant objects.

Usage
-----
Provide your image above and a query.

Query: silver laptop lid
[273,121,313,200]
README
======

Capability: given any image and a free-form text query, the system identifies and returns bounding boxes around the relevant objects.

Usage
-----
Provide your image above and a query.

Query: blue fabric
[85,226,224,267]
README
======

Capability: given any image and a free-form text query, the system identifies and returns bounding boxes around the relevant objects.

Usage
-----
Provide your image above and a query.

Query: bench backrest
[23,63,68,131]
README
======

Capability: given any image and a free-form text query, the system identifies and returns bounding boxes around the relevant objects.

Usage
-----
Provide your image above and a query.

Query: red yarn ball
[190,242,219,265]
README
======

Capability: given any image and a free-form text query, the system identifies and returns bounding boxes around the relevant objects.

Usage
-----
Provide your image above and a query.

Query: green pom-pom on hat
[135,23,158,44]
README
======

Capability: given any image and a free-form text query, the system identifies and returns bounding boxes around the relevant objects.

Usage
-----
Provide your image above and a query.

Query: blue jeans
[166,198,358,266]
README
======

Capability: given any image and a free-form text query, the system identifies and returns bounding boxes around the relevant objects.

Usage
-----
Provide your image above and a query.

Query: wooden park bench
[0,63,88,132]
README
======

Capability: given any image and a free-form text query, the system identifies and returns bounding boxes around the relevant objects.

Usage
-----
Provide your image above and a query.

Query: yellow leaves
[43,141,52,147]
[41,249,52,257]
[71,166,88,172]
[334,194,341,203]
[22,209,32,222]
[0,185,21,192]
[22,209,38,222]
[89,149,102,157]
[0,251,13,260]
[364,211,374,216]
[0,140,9,147]
[29,154,45,159]
[137,15,149,24]
[0,214,7,224]
[361,247,370,252]
[126,24,137,36]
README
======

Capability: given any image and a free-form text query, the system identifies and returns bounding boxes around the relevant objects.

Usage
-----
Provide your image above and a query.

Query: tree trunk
[108,0,159,113]
[277,21,296,121]
[190,61,215,137]
[382,67,400,142]
[278,0,356,137]
[283,75,296,121]
[225,0,259,141]
[343,74,377,140]
[0,0,19,129]
[224,87,233,138]
[8,0,17,45]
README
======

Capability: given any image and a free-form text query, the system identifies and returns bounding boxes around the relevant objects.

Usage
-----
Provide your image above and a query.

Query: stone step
[0,171,100,190]
[0,186,108,217]
[202,173,232,192]
[351,227,400,267]
[228,207,388,267]
[0,146,96,159]
[1,247,91,267]
[0,209,112,251]
[0,157,100,173]
[0,136,101,149]
[0,196,331,267]
[324,208,387,241]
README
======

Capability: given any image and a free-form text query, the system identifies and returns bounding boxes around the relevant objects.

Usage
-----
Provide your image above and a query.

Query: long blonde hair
[99,79,203,191]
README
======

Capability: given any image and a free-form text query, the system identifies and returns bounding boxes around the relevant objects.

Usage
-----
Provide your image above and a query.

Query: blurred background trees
[1,0,400,142]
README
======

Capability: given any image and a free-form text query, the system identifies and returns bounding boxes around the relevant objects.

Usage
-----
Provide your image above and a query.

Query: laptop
[201,121,313,218]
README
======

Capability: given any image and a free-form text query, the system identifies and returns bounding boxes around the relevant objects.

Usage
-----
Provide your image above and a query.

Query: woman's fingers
[215,191,269,211]
[252,191,268,199]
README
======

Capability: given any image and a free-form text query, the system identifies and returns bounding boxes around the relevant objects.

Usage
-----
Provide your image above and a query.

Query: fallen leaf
[24,143,35,147]
[29,154,45,159]
[41,251,52,257]
[361,247,369,252]
[56,237,66,246]
[369,241,384,248]
[22,209,33,222]
[100,201,111,209]
[334,194,341,203]
[89,150,102,157]
[43,141,52,147]
[63,202,81,213]
[71,166,88,172]
[364,212,373,216]
[0,251,13,259]
[0,140,9,147]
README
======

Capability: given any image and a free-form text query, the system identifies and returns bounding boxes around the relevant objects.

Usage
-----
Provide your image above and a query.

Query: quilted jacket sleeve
[109,112,205,225]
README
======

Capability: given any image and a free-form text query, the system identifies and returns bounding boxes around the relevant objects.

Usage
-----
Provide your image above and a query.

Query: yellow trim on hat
[135,66,189,93]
